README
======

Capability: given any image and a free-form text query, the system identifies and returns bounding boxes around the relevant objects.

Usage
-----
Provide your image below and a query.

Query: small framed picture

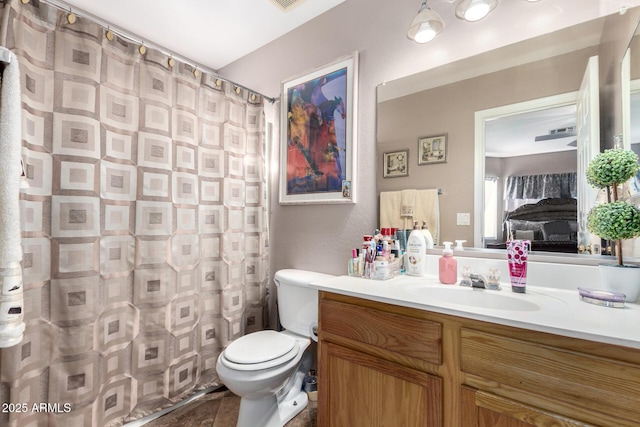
[383,149,409,178]
[418,134,447,165]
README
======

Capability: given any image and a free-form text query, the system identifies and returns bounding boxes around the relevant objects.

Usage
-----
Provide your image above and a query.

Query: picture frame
[383,149,409,178]
[418,134,447,165]
[279,51,358,204]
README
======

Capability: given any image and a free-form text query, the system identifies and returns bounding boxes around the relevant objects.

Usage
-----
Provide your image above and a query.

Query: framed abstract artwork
[279,51,358,204]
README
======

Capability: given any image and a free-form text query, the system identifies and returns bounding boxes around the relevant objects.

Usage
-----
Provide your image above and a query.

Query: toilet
[216,269,334,427]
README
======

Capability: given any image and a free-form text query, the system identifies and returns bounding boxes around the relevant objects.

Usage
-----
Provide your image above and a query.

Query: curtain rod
[29,0,276,103]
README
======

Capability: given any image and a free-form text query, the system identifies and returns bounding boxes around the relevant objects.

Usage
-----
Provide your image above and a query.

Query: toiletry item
[390,228,398,240]
[486,269,502,290]
[438,242,457,284]
[382,240,391,259]
[372,259,393,280]
[454,240,466,251]
[507,240,529,293]
[348,249,362,277]
[459,266,472,286]
[578,287,626,308]
[395,229,407,251]
[406,224,427,277]
[420,221,435,249]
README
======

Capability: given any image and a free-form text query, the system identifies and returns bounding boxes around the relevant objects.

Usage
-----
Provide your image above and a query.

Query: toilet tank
[274,269,335,337]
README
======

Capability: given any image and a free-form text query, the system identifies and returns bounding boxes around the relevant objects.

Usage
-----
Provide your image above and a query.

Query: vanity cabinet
[317,291,640,427]
[460,386,594,427]
[317,294,443,426]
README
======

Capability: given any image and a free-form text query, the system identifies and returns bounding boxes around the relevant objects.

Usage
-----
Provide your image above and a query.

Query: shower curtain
[0,0,270,425]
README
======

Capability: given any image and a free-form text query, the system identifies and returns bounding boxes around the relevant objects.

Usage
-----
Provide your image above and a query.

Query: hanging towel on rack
[380,190,403,228]
[0,48,25,348]
[380,188,440,243]
[400,189,416,218]
[414,189,440,245]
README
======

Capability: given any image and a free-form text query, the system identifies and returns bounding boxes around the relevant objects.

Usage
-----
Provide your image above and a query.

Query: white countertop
[311,274,640,350]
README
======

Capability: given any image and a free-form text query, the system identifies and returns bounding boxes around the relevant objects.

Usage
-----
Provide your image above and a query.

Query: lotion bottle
[438,241,457,284]
[420,221,435,249]
[406,222,427,277]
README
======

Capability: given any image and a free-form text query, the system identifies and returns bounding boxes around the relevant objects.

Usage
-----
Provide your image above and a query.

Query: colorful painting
[279,52,358,204]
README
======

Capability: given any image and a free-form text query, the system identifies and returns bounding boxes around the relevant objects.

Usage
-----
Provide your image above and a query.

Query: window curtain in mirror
[0,0,270,425]
[504,172,577,212]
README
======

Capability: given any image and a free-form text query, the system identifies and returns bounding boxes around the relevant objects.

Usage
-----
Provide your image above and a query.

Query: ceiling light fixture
[407,0,445,44]
[455,0,498,22]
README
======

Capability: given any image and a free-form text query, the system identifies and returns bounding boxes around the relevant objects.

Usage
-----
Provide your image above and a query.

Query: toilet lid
[224,330,297,365]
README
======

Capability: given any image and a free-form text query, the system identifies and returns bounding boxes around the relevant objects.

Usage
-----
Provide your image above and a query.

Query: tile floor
[144,387,316,427]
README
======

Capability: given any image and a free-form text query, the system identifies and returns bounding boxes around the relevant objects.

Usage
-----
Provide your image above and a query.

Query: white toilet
[216,269,334,427]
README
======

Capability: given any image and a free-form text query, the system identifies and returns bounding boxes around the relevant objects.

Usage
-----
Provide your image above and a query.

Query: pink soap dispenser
[438,241,457,284]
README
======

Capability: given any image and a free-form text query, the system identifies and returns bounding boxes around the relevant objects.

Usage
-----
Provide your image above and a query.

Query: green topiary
[586,148,640,265]
[587,201,640,241]
[586,148,638,189]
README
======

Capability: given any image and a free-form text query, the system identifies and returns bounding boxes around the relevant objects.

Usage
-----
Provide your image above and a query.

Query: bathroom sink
[405,285,541,311]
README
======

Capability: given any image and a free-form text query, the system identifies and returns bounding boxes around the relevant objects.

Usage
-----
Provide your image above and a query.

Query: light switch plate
[457,212,470,226]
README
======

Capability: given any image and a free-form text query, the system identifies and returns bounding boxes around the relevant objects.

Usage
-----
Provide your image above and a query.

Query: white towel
[380,189,440,241]
[400,189,416,218]
[0,49,25,348]
[414,189,440,245]
[379,190,404,229]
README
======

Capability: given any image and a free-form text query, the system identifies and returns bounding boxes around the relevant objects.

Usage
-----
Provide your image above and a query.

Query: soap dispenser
[439,241,457,284]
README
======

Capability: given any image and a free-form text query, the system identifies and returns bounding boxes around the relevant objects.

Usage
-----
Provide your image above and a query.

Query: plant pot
[599,264,640,303]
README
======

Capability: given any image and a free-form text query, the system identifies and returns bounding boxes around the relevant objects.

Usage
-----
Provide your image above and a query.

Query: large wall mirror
[621,16,640,258]
[377,10,640,259]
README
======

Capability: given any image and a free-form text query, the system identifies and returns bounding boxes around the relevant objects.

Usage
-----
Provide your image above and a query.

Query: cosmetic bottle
[507,240,529,293]
[438,242,457,284]
[406,222,427,277]
[420,221,435,249]
[382,240,391,259]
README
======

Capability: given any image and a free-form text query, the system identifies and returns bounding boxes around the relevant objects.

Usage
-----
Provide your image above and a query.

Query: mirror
[621,17,640,258]
[377,12,639,256]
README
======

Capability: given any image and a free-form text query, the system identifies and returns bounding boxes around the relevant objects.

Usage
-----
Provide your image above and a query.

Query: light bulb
[414,23,437,43]
[464,3,490,21]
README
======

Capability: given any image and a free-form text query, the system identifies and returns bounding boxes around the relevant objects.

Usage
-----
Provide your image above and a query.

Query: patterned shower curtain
[0,0,270,425]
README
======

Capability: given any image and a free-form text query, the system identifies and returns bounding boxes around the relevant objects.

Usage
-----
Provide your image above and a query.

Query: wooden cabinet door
[460,387,596,427]
[318,342,442,427]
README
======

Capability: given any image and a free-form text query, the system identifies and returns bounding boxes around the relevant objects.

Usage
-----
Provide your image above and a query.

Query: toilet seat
[220,330,300,371]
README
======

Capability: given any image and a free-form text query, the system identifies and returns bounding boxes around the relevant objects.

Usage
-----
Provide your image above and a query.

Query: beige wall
[219,0,640,284]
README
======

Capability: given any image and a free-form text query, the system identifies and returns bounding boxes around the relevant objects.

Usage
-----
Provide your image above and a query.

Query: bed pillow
[514,230,535,240]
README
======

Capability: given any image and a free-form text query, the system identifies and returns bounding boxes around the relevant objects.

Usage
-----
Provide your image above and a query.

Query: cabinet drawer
[320,299,441,365]
[461,328,640,424]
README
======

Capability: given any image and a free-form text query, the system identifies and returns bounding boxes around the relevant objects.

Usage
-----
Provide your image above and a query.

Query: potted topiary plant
[586,148,640,302]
